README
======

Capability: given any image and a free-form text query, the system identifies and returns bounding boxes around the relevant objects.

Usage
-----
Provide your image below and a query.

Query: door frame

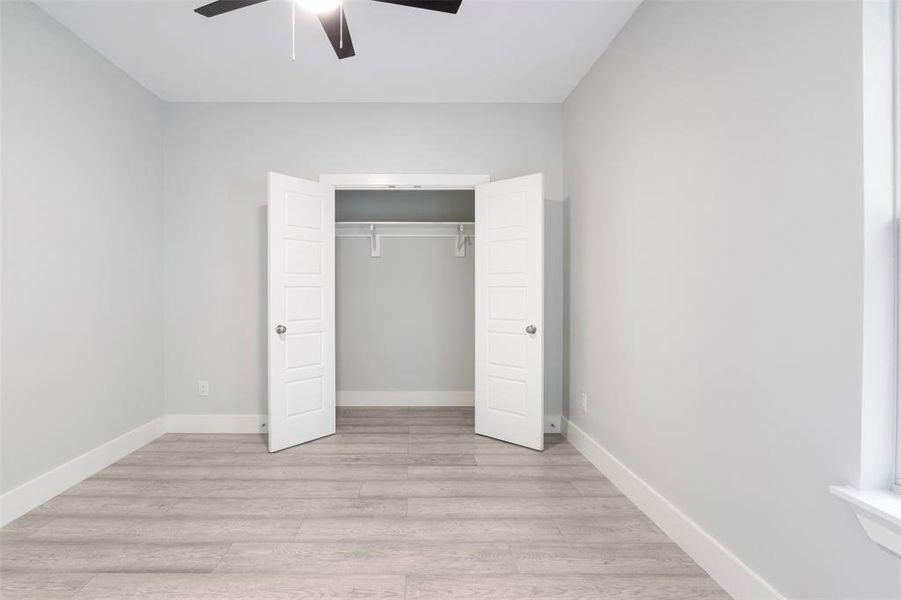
[319,173,489,191]
[319,172,488,412]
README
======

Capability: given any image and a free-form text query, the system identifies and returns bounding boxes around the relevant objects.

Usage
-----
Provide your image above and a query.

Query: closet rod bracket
[369,224,381,258]
[455,224,469,258]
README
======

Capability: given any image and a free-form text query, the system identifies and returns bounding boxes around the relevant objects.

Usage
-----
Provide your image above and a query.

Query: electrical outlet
[578,392,588,413]
[198,380,209,397]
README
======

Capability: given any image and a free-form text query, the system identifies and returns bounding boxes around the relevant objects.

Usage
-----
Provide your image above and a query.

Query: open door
[475,174,544,451]
[268,172,336,452]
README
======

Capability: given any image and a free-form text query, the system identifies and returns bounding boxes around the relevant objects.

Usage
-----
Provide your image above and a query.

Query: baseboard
[337,391,474,407]
[0,416,166,526]
[563,418,786,600]
[166,414,267,434]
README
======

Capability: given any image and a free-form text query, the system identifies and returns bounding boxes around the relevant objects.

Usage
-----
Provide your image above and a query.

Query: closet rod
[335,221,474,258]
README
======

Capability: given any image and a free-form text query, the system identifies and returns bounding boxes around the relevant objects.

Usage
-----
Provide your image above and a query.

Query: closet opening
[334,190,476,408]
[268,171,546,452]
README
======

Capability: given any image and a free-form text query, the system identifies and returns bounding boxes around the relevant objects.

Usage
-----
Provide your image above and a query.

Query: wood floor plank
[276,442,410,455]
[296,517,565,543]
[0,541,228,573]
[158,434,265,444]
[555,516,672,544]
[405,574,731,599]
[166,497,406,519]
[407,496,636,518]
[473,453,592,466]
[95,464,408,481]
[571,478,623,496]
[326,424,411,433]
[407,465,605,480]
[304,434,415,444]
[215,542,518,575]
[29,517,302,543]
[70,573,405,600]
[511,543,707,576]
[410,433,566,443]
[117,451,475,467]
[408,433,507,443]
[120,451,402,466]
[65,479,362,499]
[360,480,582,498]
[32,496,175,518]
[0,572,95,600]
[139,441,266,453]
[405,454,477,466]
[338,407,408,415]
[0,515,56,540]
[408,425,476,434]
[140,441,408,454]
[409,439,577,455]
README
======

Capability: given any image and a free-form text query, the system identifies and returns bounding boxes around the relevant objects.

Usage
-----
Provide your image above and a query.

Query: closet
[334,190,475,409]
[267,173,546,453]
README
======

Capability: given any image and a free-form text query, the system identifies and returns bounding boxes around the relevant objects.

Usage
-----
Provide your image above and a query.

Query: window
[831,0,901,557]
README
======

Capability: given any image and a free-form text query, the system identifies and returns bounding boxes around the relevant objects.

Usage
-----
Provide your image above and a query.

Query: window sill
[830,486,901,556]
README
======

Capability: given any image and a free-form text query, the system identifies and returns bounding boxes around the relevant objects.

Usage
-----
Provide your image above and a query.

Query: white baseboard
[563,418,786,600]
[0,417,166,527]
[337,391,474,407]
[166,414,267,434]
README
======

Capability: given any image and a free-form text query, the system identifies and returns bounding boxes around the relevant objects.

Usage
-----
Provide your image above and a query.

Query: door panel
[475,174,544,451]
[268,173,335,452]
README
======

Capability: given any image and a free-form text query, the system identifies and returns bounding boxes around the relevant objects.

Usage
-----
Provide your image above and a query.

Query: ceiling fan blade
[318,7,355,59]
[371,0,462,14]
[195,0,270,18]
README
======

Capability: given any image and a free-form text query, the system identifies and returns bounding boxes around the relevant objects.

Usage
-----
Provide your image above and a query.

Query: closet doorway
[267,173,545,453]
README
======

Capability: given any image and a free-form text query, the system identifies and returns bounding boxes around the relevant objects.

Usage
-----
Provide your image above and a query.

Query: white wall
[163,103,564,419]
[564,1,899,598]
[1,1,164,492]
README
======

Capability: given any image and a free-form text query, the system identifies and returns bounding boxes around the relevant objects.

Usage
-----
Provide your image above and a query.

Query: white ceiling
[36,0,640,103]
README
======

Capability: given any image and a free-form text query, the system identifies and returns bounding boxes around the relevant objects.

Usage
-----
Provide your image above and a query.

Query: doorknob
[275,325,287,335]
[525,324,537,335]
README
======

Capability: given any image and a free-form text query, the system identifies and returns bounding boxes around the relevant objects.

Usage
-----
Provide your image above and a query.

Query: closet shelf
[335,221,474,258]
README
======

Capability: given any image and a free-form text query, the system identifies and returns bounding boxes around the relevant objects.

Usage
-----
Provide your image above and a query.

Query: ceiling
[37,0,639,103]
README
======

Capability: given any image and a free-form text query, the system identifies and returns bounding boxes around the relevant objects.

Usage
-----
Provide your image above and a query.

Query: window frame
[894,0,901,490]
[831,0,901,557]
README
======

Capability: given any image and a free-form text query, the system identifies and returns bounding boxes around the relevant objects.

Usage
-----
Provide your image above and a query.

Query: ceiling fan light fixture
[296,0,343,14]
[195,0,461,59]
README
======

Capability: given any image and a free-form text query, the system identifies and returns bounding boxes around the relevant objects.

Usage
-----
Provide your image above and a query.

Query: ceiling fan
[194,0,463,60]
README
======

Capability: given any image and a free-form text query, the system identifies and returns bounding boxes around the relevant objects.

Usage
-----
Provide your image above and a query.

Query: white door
[268,172,336,452]
[475,173,544,451]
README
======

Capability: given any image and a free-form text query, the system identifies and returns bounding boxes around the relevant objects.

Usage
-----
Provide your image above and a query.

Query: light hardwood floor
[0,407,729,599]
